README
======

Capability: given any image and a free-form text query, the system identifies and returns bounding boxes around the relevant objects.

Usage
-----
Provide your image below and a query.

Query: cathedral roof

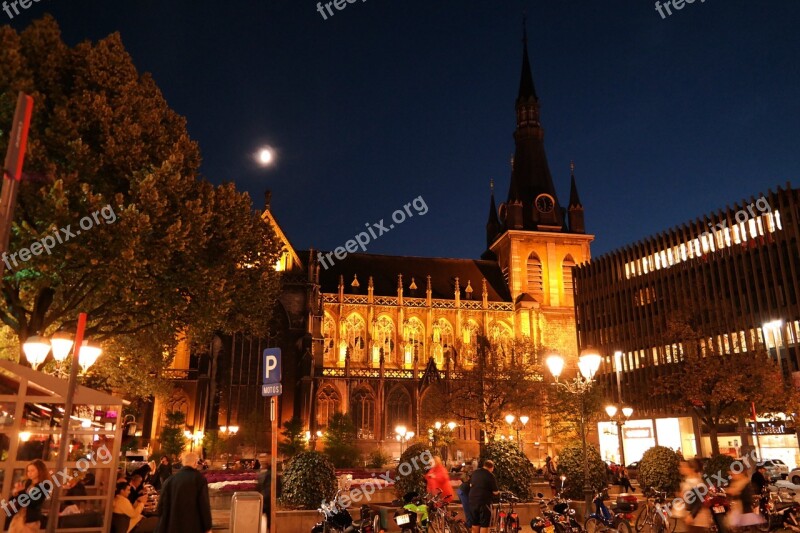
[307,252,512,302]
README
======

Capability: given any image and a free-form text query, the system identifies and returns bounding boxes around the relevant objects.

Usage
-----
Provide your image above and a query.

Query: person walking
[425,455,454,503]
[153,456,172,491]
[456,464,473,529]
[727,467,763,530]
[619,466,634,493]
[545,456,558,493]
[9,459,50,533]
[751,465,768,495]
[680,459,712,533]
[468,459,500,533]
[154,452,212,533]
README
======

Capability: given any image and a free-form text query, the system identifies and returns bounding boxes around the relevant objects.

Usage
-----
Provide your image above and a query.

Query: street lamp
[505,414,529,452]
[547,348,603,513]
[25,313,103,533]
[605,404,634,466]
[395,425,414,454]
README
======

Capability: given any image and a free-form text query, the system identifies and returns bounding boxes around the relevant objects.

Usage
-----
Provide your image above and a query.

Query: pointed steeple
[506,20,563,232]
[518,17,538,103]
[568,161,586,234]
[486,179,501,248]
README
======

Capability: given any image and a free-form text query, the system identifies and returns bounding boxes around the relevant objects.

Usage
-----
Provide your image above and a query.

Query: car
[758,459,790,481]
[786,467,800,485]
[626,461,640,480]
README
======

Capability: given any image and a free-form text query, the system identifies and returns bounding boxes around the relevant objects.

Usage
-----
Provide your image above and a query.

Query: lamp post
[395,425,414,454]
[23,313,103,533]
[605,405,633,466]
[504,414,530,454]
[546,348,602,513]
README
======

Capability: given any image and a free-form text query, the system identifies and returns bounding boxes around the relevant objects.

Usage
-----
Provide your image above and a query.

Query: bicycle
[585,490,633,533]
[634,490,677,533]
[490,491,522,533]
[426,490,469,533]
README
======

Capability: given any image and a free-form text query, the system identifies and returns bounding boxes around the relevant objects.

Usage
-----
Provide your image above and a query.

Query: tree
[422,336,547,442]
[322,413,358,468]
[637,446,681,494]
[202,430,223,465]
[544,377,605,442]
[239,409,266,456]
[159,411,188,462]
[656,307,793,456]
[278,416,307,459]
[0,17,282,399]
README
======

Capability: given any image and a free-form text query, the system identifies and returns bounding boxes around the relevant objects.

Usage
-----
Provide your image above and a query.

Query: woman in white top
[113,481,145,533]
[680,459,712,533]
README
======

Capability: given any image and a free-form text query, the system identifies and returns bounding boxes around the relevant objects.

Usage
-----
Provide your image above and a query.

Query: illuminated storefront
[598,417,697,465]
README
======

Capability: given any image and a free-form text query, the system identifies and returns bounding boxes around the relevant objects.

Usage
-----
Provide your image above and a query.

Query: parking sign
[262,348,282,397]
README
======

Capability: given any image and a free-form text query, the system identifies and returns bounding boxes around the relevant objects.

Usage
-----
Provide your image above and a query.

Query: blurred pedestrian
[456,463,473,528]
[154,456,172,491]
[619,466,633,493]
[154,452,212,533]
[680,459,712,533]
[425,455,454,502]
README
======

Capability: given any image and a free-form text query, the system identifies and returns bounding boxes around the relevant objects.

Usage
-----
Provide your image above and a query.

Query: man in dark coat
[154,452,212,533]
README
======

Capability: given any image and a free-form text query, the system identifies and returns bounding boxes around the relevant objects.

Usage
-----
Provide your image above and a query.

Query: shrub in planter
[368,449,391,469]
[479,441,537,501]
[555,443,608,500]
[703,455,735,487]
[394,443,434,498]
[638,446,681,494]
[279,451,337,510]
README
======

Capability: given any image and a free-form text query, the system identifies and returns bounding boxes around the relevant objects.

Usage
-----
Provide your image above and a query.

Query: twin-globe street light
[395,425,415,454]
[605,404,634,466]
[21,313,104,533]
[545,348,603,513]
[504,414,529,450]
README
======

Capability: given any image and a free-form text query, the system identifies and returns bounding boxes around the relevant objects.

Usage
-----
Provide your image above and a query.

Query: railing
[321,293,514,311]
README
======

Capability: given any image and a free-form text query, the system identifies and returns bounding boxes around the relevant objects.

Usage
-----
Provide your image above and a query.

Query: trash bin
[230,491,263,533]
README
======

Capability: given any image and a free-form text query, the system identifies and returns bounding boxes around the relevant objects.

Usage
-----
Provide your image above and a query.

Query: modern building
[149,32,594,462]
[574,185,800,466]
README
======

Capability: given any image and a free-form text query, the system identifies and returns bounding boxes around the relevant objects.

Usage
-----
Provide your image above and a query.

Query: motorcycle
[757,487,797,532]
[533,488,583,533]
[392,492,430,532]
[704,485,729,533]
[311,492,381,533]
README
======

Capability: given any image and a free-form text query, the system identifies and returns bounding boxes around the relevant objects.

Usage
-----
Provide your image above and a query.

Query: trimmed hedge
[638,446,681,494]
[394,443,434,498]
[555,443,608,500]
[279,451,337,509]
[479,441,538,501]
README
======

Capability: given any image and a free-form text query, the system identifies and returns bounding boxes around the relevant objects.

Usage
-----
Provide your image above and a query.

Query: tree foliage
[421,336,547,441]
[0,17,281,399]
[280,451,337,510]
[159,411,188,462]
[322,413,358,468]
[394,443,433,498]
[278,416,307,459]
[544,378,606,442]
[655,305,794,456]
[637,446,681,494]
[555,443,608,500]
[479,441,538,501]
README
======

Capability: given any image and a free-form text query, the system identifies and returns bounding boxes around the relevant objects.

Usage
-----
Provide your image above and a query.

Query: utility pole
[0,92,34,278]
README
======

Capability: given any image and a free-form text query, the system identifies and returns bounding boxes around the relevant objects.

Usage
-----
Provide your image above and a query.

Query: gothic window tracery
[387,387,412,436]
[323,313,336,364]
[373,316,395,365]
[316,384,341,428]
[352,386,375,439]
[341,313,367,364]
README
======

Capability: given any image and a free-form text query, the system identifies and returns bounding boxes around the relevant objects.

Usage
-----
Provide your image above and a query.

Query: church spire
[506,20,563,232]
[568,161,586,233]
[486,179,501,248]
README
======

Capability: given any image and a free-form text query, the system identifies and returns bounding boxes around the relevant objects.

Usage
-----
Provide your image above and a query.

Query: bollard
[230,491,263,532]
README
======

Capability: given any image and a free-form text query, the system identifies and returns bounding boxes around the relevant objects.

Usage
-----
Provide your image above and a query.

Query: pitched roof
[306,252,512,302]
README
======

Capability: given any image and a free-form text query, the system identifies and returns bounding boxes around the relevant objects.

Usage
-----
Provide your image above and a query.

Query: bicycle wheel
[372,513,382,533]
[634,507,650,533]
[614,517,633,533]
[666,516,678,533]
[585,517,603,533]
[755,511,771,533]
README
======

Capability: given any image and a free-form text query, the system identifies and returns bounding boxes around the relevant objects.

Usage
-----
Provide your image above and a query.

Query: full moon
[257,147,273,166]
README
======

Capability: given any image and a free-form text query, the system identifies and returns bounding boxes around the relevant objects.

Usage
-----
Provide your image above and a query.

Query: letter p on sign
[262,348,282,397]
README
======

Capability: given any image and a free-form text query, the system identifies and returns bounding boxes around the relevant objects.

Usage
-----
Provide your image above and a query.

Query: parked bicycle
[585,490,635,533]
[490,491,522,533]
[427,489,469,533]
[634,490,677,533]
[757,487,796,532]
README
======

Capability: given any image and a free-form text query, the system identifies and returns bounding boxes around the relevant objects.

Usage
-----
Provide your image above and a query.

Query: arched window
[432,318,454,368]
[373,316,395,365]
[489,321,514,366]
[461,319,480,367]
[162,391,190,428]
[527,253,544,299]
[562,255,576,304]
[323,313,336,364]
[402,317,425,366]
[341,313,367,364]
[352,387,375,439]
[316,384,341,428]
[387,387,412,435]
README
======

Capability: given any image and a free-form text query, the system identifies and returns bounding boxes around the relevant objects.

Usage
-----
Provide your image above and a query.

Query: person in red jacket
[425,455,454,503]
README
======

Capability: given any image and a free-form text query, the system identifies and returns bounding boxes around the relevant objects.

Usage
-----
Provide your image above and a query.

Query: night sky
[4,1,799,260]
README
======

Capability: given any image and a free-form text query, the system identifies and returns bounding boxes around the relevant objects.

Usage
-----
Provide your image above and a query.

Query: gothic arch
[351,385,376,439]
[432,317,454,367]
[526,252,544,300]
[341,313,367,364]
[386,386,412,436]
[322,312,336,364]
[316,382,342,428]
[373,315,396,365]
[562,254,576,304]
